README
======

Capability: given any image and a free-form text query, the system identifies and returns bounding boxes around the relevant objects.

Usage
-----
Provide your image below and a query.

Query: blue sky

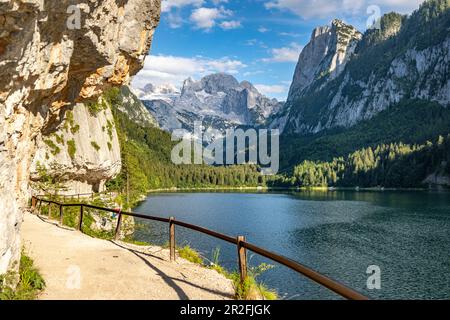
[132,0,425,100]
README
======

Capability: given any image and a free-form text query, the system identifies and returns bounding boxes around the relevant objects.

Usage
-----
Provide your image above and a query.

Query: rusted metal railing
[31,196,369,300]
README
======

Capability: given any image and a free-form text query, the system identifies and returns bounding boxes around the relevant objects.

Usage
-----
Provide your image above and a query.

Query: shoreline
[143,185,434,193]
[129,185,448,209]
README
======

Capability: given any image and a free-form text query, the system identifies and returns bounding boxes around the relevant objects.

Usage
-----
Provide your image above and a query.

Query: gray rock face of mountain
[288,19,362,102]
[140,73,283,133]
[275,1,450,135]
[118,86,158,128]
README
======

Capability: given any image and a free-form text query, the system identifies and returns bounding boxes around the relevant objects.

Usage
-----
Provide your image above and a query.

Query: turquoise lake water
[133,190,450,299]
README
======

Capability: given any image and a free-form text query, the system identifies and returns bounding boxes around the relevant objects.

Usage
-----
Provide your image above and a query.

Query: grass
[178,245,204,264]
[0,251,45,300]
[230,273,278,301]
[123,238,151,246]
[178,245,278,300]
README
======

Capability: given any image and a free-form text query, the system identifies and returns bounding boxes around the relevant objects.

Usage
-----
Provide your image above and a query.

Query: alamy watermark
[66,4,90,30]
[366,265,381,290]
[171,122,279,175]
[66,265,82,290]
[367,5,382,30]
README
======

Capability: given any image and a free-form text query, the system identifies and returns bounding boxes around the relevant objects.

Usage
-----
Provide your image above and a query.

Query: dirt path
[21,213,234,300]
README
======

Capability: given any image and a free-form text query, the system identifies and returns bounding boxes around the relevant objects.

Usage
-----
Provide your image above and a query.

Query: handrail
[31,196,369,300]
[36,190,115,199]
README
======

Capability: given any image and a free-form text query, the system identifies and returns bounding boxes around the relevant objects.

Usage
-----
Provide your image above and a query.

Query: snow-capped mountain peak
[136,83,180,102]
[135,73,284,134]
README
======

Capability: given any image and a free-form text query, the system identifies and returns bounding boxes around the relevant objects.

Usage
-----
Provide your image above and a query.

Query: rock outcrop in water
[0,0,160,276]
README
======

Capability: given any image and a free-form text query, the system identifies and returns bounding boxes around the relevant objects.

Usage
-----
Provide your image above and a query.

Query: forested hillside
[274,0,450,188]
[279,100,450,169]
[105,88,265,205]
[273,135,450,188]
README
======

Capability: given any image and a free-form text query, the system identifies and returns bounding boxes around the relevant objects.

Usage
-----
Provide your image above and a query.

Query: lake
[132,190,450,300]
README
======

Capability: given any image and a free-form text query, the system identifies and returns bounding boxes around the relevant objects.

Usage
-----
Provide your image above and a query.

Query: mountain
[117,86,159,128]
[139,73,283,133]
[133,83,180,102]
[275,0,450,135]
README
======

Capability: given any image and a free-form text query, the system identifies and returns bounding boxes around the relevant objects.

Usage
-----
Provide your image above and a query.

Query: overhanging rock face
[0,0,160,275]
[30,101,122,195]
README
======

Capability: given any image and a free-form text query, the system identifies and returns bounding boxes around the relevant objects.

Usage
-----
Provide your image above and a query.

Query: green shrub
[70,124,80,134]
[106,120,114,141]
[86,99,107,116]
[178,245,203,264]
[44,139,60,155]
[52,133,64,145]
[67,139,76,160]
[91,141,100,152]
[0,251,45,300]
[231,263,278,300]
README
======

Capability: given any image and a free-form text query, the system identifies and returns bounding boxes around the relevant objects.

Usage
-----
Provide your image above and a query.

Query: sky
[132,0,425,101]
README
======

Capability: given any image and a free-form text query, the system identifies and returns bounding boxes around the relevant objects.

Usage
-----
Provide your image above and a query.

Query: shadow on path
[112,241,233,300]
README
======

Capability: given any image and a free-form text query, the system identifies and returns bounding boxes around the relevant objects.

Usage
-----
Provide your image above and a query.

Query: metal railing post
[31,196,36,210]
[237,236,248,283]
[169,217,176,262]
[78,205,84,232]
[114,212,123,240]
[59,204,63,225]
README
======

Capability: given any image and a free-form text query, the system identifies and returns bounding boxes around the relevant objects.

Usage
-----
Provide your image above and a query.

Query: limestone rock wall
[277,3,450,135]
[30,101,122,195]
[0,0,160,275]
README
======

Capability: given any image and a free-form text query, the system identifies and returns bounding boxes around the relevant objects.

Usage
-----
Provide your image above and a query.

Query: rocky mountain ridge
[139,73,283,133]
[275,0,450,135]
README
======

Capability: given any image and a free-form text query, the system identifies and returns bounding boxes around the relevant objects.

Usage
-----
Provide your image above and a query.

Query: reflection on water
[133,190,450,299]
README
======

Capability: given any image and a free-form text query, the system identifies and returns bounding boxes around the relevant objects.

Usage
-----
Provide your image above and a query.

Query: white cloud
[162,0,204,13]
[262,43,303,63]
[244,39,268,49]
[255,84,288,95]
[243,70,264,77]
[190,7,233,30]
[211,0,229,4]
[279,32,301,37]
[167,11,183,28]
[220,20,242,30]
[132,54,247,89]
[258,26,270,33]
[264,0,425,19]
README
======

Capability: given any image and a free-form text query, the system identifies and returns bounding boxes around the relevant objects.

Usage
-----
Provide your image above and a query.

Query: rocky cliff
[0,0,160,276]
[30,100,122,195]
[277,0,450,134]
